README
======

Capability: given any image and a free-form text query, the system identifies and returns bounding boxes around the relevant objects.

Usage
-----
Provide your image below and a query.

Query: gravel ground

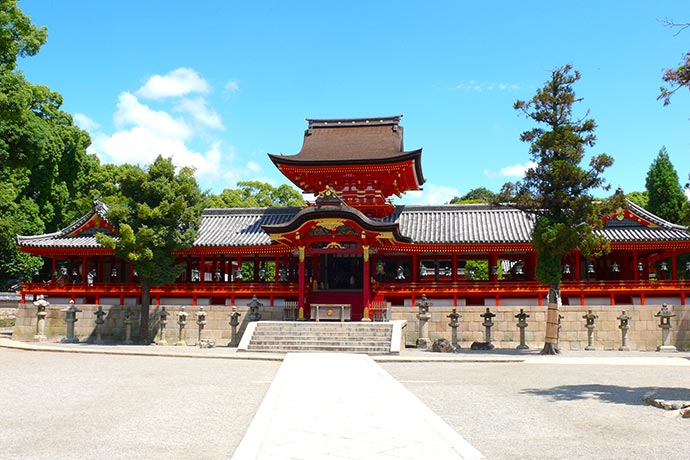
[382,360,690,460]
[0,349,279,460]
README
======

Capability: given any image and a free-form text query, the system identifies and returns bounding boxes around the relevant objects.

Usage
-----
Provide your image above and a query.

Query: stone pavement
[3,337,690,460]
[232,353,486,460]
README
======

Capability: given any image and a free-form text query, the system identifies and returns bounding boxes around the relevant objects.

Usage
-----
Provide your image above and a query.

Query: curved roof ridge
[626,199,689,230]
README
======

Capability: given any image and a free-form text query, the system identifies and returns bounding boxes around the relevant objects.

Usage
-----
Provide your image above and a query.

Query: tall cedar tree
[645,147,687,224]
[500,65,615,354]
[96,156,204,343]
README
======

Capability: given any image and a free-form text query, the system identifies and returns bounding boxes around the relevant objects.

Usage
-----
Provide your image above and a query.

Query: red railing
[22,279,688,299]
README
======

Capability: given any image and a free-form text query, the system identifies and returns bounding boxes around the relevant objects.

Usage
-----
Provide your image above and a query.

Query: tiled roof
[16,201,116,249]
[18,201,690,250]
[195,208,300,247]
[383,205,535,244]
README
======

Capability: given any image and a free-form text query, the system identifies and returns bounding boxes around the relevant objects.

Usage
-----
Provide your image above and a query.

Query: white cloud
[484,161,536,178]
[136,68,210,100]
[399,184,461,205]
[174,97,224,130]
[456,80,521,92]
[225,80,240,92]
[73,113,100,131]
[114,92,191,139]
[685,189,690,200]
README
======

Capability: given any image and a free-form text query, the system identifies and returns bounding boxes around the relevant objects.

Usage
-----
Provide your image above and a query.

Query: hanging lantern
[587,263,595,274]
[612,262,620,273]
[563,264,571,274]
[638,262,644,272]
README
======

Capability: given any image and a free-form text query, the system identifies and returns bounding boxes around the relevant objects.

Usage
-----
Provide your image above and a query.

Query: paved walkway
[232,353,486,460]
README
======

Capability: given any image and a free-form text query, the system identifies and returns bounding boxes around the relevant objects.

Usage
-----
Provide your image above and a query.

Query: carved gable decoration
[315,187,345,207]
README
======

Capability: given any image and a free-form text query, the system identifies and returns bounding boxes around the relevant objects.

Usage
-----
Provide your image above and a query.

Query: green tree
[96,156,204,343]
[499,65,615,354]
[449,187,496,204]
[645,147,687,224]
[0,0,47,70]
[625,191,649,209]
[205,180,304,208]
[1,1,96,287]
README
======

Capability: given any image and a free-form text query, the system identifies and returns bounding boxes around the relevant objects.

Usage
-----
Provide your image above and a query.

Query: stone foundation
[9,302,690,351]
[391,304,690,351]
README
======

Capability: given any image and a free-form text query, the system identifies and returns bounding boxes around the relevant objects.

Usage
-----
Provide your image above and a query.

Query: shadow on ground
[521,384,690,406]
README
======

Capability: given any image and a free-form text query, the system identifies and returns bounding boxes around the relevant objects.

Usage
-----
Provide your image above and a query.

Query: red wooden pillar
[489,253,498,282]
[412,254,418,283]
[633,251,639,282]
[671,250,677,281]
[200,256,205,284]
[452,254,458,282]
[575,252,581,282]
[362,245,371,321]
[298,247,306,319]
[51,257,57,282]
[82,256,88,285]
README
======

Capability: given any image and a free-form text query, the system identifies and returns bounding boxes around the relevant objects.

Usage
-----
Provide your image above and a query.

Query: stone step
[246,344,392,354]
[249,339,390,347]
[253,325,392,332]
[253,331,391,337]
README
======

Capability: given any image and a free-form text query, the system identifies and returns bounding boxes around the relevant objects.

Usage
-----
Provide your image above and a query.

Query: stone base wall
[391,304,690,351]
[11,303,285,346]
[11,302,690,351]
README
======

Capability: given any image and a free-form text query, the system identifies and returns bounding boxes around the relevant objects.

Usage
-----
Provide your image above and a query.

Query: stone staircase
[241,321,398,354]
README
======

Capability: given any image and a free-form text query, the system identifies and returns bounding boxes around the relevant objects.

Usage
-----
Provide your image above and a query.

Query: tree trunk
[139,277,151,344]
[540,282,561,355]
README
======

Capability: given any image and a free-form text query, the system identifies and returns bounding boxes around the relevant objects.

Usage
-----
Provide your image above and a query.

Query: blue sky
[18,0,690,204]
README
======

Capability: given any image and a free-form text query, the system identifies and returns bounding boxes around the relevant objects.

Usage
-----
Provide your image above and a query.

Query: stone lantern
[655,304,676,353]
[415,294,432,349]
[61,300,81,343]
[447,308,462,349]
[228,306,241,347]
[195,306,207,345]
[247,295,263,322]
[93,306,106,344]
[156,306,169,346]
[176,306,189,346]
[617,311,631,351]
[32,295,49,342]
[123,308,135,345]
[480,308,496,349]
[582,310,598,351]
[515,309,530,350]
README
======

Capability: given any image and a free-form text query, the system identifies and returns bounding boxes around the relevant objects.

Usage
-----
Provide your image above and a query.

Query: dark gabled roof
[268,115,423,164]
[16,201,116,249]
[597,199,690,242]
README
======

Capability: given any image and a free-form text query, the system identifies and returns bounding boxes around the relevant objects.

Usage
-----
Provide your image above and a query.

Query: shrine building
[15,115,690,342]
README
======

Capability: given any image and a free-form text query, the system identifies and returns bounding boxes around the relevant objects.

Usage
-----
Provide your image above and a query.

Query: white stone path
[231,353,486,460]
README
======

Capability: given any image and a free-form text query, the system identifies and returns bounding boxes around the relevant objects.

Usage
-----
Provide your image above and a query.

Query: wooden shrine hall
[16,115,690,320]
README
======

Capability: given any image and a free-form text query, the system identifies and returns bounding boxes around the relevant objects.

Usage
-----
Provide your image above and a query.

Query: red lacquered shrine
[17,116,690,318]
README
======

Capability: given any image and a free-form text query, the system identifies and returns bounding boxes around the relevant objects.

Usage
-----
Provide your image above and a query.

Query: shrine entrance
[306,249,366,320]
[317,253,363,290]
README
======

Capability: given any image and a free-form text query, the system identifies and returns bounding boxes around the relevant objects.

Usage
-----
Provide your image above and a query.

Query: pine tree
[645,147,687,224]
